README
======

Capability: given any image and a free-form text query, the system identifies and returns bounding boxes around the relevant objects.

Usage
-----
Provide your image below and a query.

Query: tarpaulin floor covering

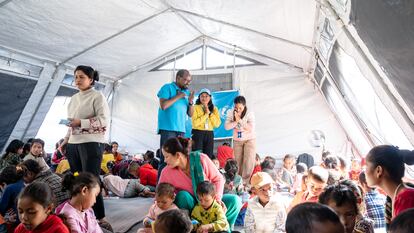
[105,197,154,233]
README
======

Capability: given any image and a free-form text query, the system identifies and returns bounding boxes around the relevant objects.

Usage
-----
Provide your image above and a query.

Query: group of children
[13,171,106,233]
[0,138,137,233]
[131,145,414,233]
[2,136,414,233]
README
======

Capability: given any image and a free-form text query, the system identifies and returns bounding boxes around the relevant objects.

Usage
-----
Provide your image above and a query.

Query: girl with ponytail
[59,65,110,226]
[159,137,242,230]
[56,172,103,233]
[364,145,414,218]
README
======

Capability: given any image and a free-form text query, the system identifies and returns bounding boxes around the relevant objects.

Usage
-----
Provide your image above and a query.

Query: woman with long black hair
[225,96,256,185]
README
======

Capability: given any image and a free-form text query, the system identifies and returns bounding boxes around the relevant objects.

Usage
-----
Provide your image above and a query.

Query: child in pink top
[56,172,104,233]
[138,183,178,233]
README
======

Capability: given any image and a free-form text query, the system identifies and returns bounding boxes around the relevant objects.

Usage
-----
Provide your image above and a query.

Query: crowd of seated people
[1,136,414,233]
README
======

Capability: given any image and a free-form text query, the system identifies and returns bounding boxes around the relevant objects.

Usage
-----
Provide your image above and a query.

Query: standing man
[157,69,194,179]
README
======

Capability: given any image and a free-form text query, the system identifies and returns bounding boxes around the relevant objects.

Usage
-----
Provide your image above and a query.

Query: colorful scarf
[189,150,204,200]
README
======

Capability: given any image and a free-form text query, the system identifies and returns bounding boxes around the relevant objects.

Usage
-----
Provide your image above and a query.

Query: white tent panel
[185,14,312,70]
[0,0,166,62]
[69,12,200,77]
[235,67,348,157]
[110,71,171,153]
[167,0,316,47]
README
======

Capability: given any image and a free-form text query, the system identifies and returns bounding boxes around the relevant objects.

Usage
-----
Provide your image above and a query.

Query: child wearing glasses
[244,172,286,233]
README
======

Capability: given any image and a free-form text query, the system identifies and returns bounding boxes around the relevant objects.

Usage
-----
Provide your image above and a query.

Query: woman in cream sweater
[62,65,110,227]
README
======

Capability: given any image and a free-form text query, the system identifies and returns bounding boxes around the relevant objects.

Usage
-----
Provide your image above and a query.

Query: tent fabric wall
[328,26,414,145]
[110,65,348,158]
[110,71,171,153]
[23,67,67,141]
[4,63,55,149]
[235,66,348,157]
[314,0,414,148]
[350,0,414,116]
[0,73,37,149]
[1,65,68,152]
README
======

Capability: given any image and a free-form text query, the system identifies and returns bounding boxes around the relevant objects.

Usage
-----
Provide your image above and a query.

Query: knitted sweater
[66,88,109,144]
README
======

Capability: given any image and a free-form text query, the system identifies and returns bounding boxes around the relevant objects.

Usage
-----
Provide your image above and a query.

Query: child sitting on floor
[191,181,229,233]
[101,144,115,175]
[389,208,414,233]
[102,174,154,198]
[223,159,243,195]
[15,182,69,233]
[138,183,178,233]
[292,163,307,194]
[244,172,286,233]
[143,150,159,170]
[358,171,386,230]
[349,157,362,181]
[56,172,106,233]
[23,138,49,172]
[128,161,157,190]
[249,154,262,183]
[260,156,277,182]
[286,202,345,233]
[319,183,374,233]
[277,154,296,190]
[153,209,193,233]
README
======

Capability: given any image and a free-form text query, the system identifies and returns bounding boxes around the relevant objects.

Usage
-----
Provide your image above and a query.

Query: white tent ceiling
[2,0,413,159]
[0,0,317,79]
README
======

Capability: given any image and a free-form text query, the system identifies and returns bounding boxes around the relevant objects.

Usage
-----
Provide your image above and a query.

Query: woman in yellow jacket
[192,88,221,159]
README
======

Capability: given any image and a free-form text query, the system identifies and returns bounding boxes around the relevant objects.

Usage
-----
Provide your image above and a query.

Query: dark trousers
[192,129,215,159]
[157,130,184,181]
[66,142,105,219]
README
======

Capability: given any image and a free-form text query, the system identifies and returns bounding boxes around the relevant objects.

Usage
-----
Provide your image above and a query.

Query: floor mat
[105,197,154,233]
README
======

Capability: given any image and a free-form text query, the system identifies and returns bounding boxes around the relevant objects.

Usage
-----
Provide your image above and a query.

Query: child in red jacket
[128,161,158,190]
[15,182,69,233]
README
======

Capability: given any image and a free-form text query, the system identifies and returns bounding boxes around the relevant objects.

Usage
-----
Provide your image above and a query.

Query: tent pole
[20,65,66,140]
[0,0,13,8]
[60,8,171,64]
[0,45,59,65]
[172,55,176,81]
[232,46,236,90]
[108,82,116,142]
[307,1,322,74]
[202,38,206,70]
[317,57,376,148]
[171,7,312,51]
[170,8,204,36]
[204,35,303,70]
[0,45,116,81]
